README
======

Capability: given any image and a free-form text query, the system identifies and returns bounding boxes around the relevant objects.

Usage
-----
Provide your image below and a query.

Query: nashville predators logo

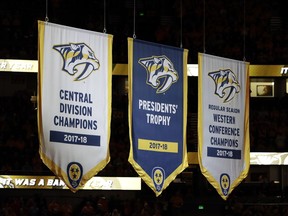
[53,43,100,81]
[152,167,165,192]
[67,162,83,189]
[139,55,178,93]
[220,173,230,196]
[208,69,240,103]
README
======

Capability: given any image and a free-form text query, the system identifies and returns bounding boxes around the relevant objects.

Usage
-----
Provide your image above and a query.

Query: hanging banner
[38,21,113,192]
[128,38,189,196]
[198,53,250,200]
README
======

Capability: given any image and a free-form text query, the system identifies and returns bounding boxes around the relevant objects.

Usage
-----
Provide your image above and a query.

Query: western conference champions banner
[38,21,113,192]
[128,38,188,196]
[198,53,250,200]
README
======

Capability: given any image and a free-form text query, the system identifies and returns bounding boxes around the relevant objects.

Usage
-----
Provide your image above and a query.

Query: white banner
[198,53,250,200]
[38,21,113,192]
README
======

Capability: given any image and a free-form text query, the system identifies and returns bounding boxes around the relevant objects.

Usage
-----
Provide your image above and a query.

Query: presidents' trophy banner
[198,53,250,200]
[128,38,189,196]
[38,21,113,192]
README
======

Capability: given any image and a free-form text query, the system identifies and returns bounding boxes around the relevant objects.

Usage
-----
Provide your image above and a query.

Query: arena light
[198,204,204,210]
[0,59,38,73]
[187,64,198,76]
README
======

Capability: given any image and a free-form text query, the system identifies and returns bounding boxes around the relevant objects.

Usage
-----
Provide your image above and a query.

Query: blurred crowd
[0,0,287,64]
[0,183,198,216]
[250,97,288,152]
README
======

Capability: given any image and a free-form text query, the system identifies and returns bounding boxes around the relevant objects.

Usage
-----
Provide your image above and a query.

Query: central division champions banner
[128,38,189,196]
[38,21,113,192]
[198,53,250,200]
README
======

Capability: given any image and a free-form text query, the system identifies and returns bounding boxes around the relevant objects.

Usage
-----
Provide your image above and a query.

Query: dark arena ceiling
[1,0,287,64]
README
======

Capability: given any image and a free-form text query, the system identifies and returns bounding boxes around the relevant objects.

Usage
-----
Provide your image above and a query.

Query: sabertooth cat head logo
[139,55,178,93]
[208,69,240,103]
[53,43,100,81]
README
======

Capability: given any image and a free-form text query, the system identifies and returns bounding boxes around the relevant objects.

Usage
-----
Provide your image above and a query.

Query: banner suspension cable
[45,0,49,22]
[203,0,206,53]
[243,0,246,62]
[103,0,107,33]
[180,0,183,48]
[133,0,136,39]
